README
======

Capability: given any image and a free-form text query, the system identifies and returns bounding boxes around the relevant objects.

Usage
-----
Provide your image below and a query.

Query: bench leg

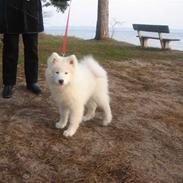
[162,40,170,49]
[140,38,148,48]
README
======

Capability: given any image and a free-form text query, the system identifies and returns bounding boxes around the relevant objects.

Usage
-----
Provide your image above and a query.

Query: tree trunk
[95,0,109,40]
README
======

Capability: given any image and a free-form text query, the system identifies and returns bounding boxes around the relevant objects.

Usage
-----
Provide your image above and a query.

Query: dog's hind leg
[56,108,69,129]
[95,94,112,126]
[63,106,84,137]
[102,102,112,126]
[83,100,97,122]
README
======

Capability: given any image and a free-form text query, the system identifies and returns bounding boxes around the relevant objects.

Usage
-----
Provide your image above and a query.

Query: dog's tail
[81,56,107,78]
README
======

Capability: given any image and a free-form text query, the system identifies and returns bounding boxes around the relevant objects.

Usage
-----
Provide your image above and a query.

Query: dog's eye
[65,72,68,74]
[56,71,59,74]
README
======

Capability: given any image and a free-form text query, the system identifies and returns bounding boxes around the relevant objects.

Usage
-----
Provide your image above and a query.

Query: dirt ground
[0,58,183,183]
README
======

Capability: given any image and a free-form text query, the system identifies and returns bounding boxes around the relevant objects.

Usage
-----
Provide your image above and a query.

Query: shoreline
[44,26,183,51]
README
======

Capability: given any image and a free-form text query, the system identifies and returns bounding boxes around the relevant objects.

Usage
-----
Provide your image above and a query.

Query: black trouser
[2,33,38,85]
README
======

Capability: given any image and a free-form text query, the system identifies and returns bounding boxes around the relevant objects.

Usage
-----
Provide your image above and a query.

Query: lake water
[44,26,183,51]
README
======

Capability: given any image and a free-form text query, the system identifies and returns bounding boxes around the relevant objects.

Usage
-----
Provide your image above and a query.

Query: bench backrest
[133,24,170,33]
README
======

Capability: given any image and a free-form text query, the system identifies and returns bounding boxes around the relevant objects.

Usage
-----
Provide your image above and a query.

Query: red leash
[60,0,72,56]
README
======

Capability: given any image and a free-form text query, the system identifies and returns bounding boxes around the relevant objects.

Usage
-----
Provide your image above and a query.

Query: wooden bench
[132,24,180,49]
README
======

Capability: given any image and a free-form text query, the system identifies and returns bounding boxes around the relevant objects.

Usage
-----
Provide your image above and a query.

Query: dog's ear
[67,55,78,67]
[47,52,60,66]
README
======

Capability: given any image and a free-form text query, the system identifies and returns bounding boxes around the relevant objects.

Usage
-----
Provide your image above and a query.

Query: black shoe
[2,85,14,98]
[27,83,41,95]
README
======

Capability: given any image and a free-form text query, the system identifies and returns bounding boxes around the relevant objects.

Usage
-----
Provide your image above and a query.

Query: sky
[44,0,183,30]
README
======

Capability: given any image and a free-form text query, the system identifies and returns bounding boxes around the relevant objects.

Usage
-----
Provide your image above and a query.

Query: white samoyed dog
[45,52,112,137]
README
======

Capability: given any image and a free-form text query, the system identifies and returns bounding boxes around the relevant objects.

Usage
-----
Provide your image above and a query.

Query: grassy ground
[0,34,183,182]
[1,33,183,67]
[39,34,183,62]
[1,33,183,83]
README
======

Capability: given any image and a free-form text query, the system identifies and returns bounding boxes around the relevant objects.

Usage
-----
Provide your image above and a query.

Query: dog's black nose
[59,79,64,85]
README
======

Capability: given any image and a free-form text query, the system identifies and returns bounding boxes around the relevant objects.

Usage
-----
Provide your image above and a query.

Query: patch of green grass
[0,34,182,87]
[38,34,183,63]
[0,33,183,68]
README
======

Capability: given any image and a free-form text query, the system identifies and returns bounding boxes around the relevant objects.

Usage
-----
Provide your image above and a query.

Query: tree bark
[95,0,109,40]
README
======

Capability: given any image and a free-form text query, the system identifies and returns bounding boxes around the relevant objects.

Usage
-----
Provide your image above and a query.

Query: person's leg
[2,33,19,98]
[22,33,41,94]
[22,33,38,84]
[2,33,19,85]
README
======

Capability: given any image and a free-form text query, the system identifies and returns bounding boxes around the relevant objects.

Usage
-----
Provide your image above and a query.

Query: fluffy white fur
[45,52,112,137]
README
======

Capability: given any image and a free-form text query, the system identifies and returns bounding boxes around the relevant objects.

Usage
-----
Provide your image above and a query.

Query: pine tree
[42,0,70,12]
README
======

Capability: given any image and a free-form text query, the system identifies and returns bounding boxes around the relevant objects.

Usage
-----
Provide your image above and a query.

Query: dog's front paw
[83,114,95,122]
[103,120,111,126]
[103,114,112,126]
[55,121,66,129]
[63,129,76,137]
[82,116,90,122]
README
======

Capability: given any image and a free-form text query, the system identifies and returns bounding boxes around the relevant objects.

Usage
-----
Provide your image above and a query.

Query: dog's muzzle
[59,79,64,85]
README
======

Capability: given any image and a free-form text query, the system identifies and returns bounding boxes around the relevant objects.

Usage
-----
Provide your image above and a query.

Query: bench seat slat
[162,38,180,41]
[136,36,160,40]
[137,36,180,41]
